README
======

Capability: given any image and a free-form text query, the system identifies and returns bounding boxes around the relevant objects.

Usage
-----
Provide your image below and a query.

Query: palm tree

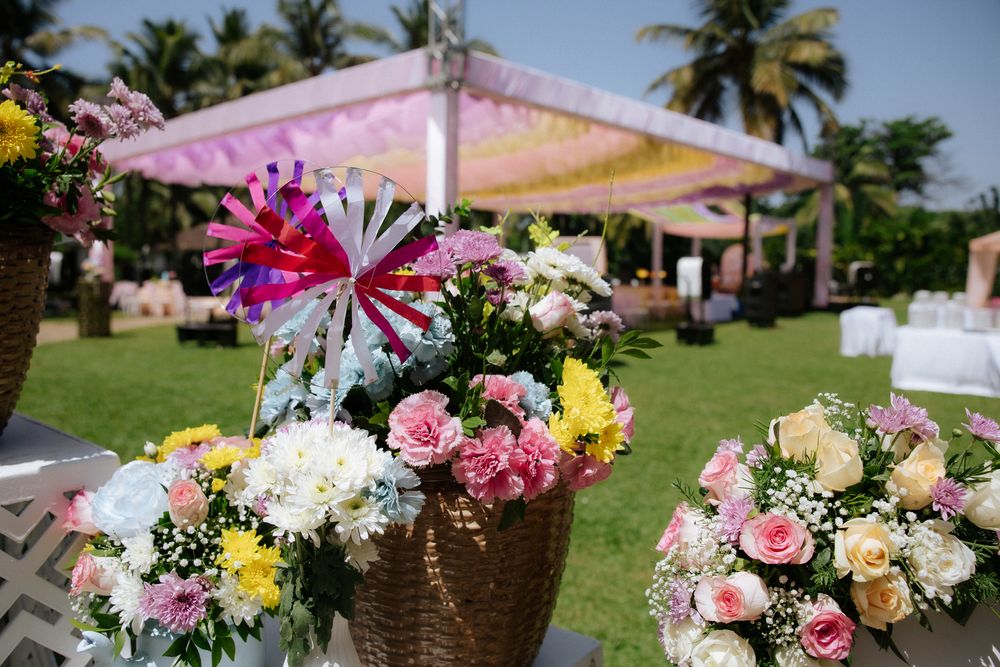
[381,0,499,55]
[110,18,207,117]
[200,8,307,102]
[0,0,105,118]
[275,0,387,76]
[636,0,846,148]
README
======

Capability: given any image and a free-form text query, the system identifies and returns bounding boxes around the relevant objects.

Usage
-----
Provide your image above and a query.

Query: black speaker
[777,270,807,316]
[743,273,777,327]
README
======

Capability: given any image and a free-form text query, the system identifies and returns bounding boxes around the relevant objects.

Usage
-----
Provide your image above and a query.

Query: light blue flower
[275,299,331,352]
[370,457,425,524]
[260,367,309,427]
[91,461,169,539]
[511,371,553,420]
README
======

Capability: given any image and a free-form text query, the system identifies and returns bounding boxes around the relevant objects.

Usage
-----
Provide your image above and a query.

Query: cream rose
[965,469,1000,530]
[658,617,704,666]
[834,519,897,582]
[908,520,976,598]
[770,404,830,460]
[889,442,946,510]
[813,430,863,492]
[850,572,913,629]
[690,629,757,667]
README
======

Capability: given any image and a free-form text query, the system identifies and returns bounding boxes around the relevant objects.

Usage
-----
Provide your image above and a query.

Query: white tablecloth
[891,326,1000,398]
[840,306,897,357]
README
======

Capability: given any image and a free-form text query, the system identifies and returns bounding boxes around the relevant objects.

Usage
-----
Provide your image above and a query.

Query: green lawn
[17,312,999,665]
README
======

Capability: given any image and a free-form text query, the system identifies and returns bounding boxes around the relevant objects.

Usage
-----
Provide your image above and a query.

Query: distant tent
[966,230,1000,307]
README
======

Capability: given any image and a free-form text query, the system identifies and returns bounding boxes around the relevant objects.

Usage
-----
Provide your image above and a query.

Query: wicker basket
[0,224,54,435]
[353,465,575,667]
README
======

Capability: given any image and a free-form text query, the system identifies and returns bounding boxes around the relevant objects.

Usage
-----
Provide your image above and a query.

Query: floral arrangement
[259,215,655,520]
[647,394,1000,667]
[0,61,163,244]
[66,425,279,666]
[238,419,424,665]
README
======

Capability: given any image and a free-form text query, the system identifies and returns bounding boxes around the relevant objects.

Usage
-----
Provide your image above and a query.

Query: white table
[840,306,897,357]
[261,618,602,666]
[891,326,1000,398]
[0,414,120,667]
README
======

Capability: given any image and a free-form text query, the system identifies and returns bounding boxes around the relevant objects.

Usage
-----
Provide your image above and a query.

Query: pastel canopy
[630,201,791,240]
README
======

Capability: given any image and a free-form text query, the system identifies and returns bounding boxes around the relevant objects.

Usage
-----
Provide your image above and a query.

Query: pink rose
[558,451,613,491]
[740,513,815,565]
[610,387,635,441]
[64,490,99,535]
[472,374,527,420]
[512,418,560,500]
[698,450,743,505]
[452,426,524,503]
[800,596,856,660]
[657,502,691,554]
[167,480,209,529]
[694,572,769,623]
[529,291,577,333]
[70,552,118,596]
[387,390,463,466]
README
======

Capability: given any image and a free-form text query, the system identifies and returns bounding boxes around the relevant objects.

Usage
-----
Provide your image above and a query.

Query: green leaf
[222,633,237,661]
[618,349,652,359]
[211,639,223,667]
[191,630,210,651]
[162,635,188,658]
[498,498,526,531]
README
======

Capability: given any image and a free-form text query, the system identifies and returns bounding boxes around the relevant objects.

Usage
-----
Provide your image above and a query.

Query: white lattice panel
[0,414,119,667]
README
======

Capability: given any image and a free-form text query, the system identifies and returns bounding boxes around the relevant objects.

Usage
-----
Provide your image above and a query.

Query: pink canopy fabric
[630,202,791,239]
[101,49,831,214]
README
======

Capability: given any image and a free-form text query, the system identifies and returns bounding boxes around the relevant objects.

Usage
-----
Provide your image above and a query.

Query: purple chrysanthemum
[138,572,210,633]
[124,89,165,130]
[746,444,768,468]
[108,77,133,104]
[412,248,456,278]
[964,409,1000,443]
[867,393,939,442]
[3,83,52,122]
[666,579,694,624]
[930,478,967,520]
[445,230,502,265]
[584,310,625,341]
[484,260,526,287]
[716,437,743,455]
[486,288,511,306]
[105,103,140,140]
[68,99,110,140]
[716,494,754,543]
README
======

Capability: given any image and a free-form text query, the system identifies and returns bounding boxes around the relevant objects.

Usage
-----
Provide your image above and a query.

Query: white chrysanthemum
[333,495,389,544]
[525,247,611,300]
[242,459,278,502]
[345,540,380,573]
[289,472,354,511]
[120,533,157,574]
[109,570,145,633]
[214,571,263,626]
[502,291,530,322]
[265,502,324,544]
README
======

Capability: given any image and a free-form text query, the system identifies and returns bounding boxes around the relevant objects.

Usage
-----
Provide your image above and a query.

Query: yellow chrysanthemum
[210,478,226,493]
[158,424,222,461]
[216,528,263,573]
[549,358,623,463]
[237,557,281,609]
[0,100,38,166]
[243,439,262,460]
[200,445,245,471]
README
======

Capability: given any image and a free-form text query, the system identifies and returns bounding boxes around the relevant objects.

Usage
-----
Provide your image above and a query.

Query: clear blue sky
[55,0,1000,211]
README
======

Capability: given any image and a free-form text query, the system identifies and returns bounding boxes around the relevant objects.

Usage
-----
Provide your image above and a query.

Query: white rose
[888,442,946,510]
[529,290,577,333]
[908,521,976,598]
[814,430,863,492]
[690,629,756,667]
[965,469,1000,530]
[658,617,704,665]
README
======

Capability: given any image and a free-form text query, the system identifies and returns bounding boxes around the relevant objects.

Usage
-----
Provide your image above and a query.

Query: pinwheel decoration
[204,164,441,391]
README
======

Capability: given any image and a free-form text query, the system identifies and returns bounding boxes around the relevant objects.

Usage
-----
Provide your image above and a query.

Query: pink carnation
[610,386,634,441]
[42,186,104,245]
[64,490,99,535]
[387,390,463,466]
[512,418,560,500]
[558,451,612,491]
[800,596,855,661]
[452,426,524,503]
[739,513,815,565]
[473,374,527,420]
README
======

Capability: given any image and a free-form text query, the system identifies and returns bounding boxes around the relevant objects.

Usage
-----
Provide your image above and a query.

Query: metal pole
[741,194,752,293]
